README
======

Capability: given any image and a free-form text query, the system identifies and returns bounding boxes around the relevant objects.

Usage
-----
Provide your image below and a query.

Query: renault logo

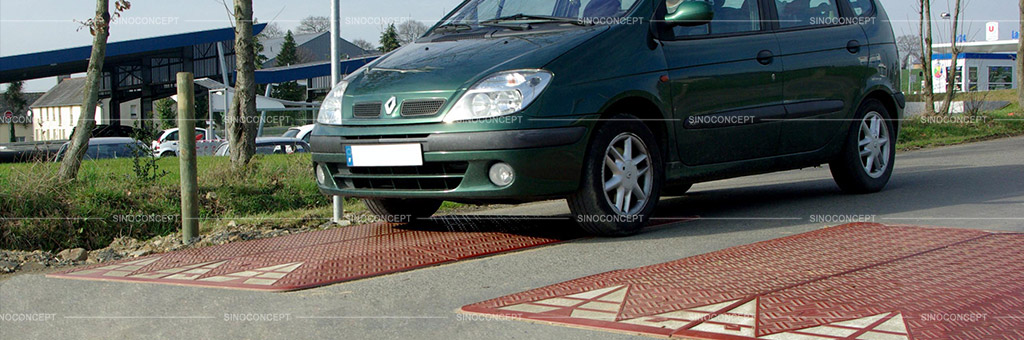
[384,96,398,115]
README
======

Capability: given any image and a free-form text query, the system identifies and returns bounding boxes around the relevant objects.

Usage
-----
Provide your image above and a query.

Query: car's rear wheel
[569,114,663,236]
[830,99,896,194]
[364,198,443,223]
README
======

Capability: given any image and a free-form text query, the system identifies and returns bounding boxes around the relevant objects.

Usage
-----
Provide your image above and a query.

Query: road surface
[2,137,1022,340]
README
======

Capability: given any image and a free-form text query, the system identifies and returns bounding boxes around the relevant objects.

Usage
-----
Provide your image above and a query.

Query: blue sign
[1014,31,1021,40]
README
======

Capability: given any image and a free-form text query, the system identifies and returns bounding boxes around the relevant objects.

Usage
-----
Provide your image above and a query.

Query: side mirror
[665,1,714,27]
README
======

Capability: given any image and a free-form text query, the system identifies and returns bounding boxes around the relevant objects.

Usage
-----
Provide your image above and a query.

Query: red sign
[3,111,12,119]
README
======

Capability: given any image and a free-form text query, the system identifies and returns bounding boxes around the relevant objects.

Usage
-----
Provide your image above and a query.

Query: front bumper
[311,126,590,202]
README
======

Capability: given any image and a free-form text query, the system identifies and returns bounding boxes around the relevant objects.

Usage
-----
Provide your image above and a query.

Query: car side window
[669,0,761,37]
[84,145,100,160]
[846,0,873,17]
[775,0,839,28]
[165,131,179,142]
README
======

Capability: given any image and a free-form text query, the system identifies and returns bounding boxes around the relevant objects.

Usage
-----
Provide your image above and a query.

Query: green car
[312,0,903,236]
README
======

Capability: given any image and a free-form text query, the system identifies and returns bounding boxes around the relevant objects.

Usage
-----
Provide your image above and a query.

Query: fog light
[488,162,515,187]
[316,165,326,185]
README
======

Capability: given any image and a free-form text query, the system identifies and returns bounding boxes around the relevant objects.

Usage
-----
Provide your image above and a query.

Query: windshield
[442,0,640,26]
[282,129,300,138]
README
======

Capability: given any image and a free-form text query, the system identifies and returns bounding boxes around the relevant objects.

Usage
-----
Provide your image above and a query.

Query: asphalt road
[2,137,1023,340]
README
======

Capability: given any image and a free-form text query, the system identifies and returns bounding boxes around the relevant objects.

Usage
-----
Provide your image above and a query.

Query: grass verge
[898,104,1024,150]
[0,154,339,251]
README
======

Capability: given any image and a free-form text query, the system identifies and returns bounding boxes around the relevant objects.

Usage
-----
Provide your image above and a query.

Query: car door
[771,0,870,154]
[663,0,785,165]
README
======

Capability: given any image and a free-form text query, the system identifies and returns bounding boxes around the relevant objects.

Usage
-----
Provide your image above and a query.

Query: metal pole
[330,0,345,223]
[258,84,272,137]
[177,72,200,244]
[216,42,231,142]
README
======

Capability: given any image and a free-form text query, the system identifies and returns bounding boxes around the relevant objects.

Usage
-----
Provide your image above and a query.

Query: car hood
[341,26,608,125]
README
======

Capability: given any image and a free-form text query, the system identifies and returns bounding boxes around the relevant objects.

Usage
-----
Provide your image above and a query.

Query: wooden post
[177,72,200,243]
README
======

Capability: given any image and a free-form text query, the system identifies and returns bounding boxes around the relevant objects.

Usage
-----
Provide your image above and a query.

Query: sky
[0,0,1019,92]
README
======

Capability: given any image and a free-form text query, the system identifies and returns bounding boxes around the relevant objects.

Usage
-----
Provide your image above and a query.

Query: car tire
[568,114,664,237]
[363,198,443,223]
[160,151,176,158]
[830,99,896,194]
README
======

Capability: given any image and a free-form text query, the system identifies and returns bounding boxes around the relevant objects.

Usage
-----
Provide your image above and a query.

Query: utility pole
[1018,0,1024,105]
[330,0,345,223]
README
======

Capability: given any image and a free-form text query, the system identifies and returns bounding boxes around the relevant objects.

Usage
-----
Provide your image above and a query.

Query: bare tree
[226,0,258,167]
[258,22,284,39]
[919,0,936,116]
[58,0,131,181]
[1018,0,1024,106]
[896,35,922,69]
[352,38,376,53]
[937,0,963,116]
[397,20,429,44]
[296,16,330,34]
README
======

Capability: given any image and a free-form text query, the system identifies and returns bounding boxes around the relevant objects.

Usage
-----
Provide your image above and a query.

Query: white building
[29,78,142,141]
[931,40,1018,93]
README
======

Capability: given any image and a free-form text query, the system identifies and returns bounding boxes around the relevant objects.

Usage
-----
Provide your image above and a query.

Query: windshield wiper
[481,13,588,26]
[434,23,473,33]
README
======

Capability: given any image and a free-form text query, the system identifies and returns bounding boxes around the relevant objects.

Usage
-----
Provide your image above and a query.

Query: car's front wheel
[830,99,896,194]
[568,114,663,236]
[364,198,443,223]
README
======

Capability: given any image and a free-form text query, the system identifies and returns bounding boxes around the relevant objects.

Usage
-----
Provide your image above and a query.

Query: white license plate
[345,144,423,167]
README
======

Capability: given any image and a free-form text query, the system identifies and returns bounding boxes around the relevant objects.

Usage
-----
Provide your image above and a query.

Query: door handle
[847,40,861,54]
[756,50,774,65]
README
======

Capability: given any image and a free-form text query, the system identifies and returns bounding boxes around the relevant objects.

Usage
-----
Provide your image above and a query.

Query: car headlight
[317,80,349,125]
[443,70,553,123]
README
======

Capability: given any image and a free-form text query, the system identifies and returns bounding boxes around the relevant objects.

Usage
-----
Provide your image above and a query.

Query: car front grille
[401,99,447,117]
[352,102,382,118]
[329,161,469,191]
[342,134,430,141]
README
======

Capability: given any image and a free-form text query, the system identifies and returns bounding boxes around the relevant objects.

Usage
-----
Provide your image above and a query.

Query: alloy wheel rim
[858,111,891,179]
[602,133,653,216]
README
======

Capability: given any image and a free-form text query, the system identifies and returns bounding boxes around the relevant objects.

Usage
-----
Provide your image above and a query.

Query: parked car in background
[214,137,310,157]
[153,128,222,157]
[282,124,315,143]
[69,125,137,139]
[311,0,903,236]
[54,137,145,162]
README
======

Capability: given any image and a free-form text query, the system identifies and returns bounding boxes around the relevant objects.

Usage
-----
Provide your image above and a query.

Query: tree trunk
[57,0,109,181]
[938,0,963,116]
[1018,0,1024,107]
[226,0,258,168]
[920,0,935,116]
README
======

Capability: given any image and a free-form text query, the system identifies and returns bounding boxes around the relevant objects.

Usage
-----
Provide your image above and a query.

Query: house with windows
[931,40,1018,93]
[29,77,142,141]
